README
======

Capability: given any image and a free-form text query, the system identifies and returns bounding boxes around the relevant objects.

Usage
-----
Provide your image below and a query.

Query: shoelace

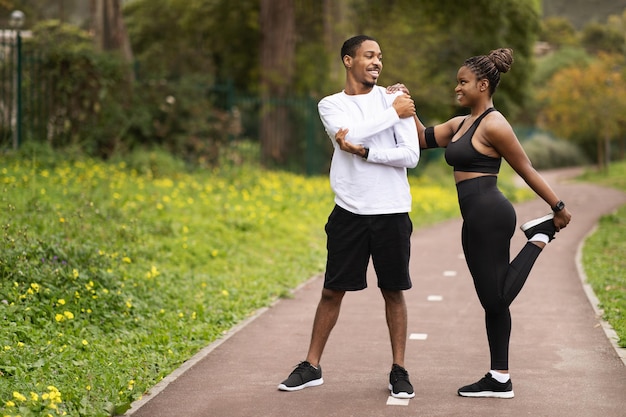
[390,366,409,382]
[293,361,313,374]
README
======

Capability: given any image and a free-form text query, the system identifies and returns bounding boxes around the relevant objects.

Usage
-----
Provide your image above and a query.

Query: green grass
[0,151,532,416]
[578,162,626,348]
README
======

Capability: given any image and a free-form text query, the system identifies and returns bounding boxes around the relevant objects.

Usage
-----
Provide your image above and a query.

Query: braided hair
[464,48,514,96]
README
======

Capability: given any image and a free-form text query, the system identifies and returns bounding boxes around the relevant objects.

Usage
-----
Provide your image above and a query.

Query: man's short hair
[340,35,377,60]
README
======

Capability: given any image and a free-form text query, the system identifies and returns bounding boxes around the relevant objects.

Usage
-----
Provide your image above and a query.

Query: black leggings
[457,176,542,370]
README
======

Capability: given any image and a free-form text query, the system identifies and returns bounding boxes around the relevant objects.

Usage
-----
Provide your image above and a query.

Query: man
[277,35,420,399]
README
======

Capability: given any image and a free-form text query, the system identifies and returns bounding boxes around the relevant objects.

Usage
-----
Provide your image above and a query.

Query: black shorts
[324,205,413,291]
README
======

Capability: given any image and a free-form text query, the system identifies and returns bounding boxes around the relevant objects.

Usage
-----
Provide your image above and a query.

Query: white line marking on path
[443,270,457,277]
[427,295,443,301]
[386,396,410,406]
[409,333,428,340]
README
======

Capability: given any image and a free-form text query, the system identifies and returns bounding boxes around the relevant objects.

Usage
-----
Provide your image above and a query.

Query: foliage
[15,19,245,169]
[123,0,542,122]
[533,46,593,85]
[24,20,132,157]
[533,8,626,167]
[0,150,532,416]
[542,0,626,30]
[579,161,626,347]
[351,0,542,123]
[536,53,626,167]
[580,22,626,54]
[10,1,626,174]
[521,133,589,169]
[124,75,244,167]
[124,0,259,90]
[540,17,579,48]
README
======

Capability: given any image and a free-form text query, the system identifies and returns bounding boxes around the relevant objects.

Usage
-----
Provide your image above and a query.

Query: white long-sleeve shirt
[318,86,420,215]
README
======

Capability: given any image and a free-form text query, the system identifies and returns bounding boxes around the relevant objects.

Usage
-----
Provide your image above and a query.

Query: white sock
[529,233,549,244]
[489,370,510,383]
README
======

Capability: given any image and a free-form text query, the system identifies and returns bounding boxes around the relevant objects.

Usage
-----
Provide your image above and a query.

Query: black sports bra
[444,108,501,174]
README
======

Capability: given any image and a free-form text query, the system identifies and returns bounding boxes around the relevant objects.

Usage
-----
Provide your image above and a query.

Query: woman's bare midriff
[454,172,497,184]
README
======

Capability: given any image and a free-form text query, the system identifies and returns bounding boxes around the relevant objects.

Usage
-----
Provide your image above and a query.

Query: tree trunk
[597,135,607,172]
[604,134,611,169]
[323,0,343,85]
[259,0,295,165]
[91,0,134,80]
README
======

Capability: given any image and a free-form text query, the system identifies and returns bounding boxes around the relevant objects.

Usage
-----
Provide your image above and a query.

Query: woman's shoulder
[482,109,511,129]
[481,110,515,141]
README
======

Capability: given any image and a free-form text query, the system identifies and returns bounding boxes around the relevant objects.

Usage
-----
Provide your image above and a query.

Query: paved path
[126,168,626,417]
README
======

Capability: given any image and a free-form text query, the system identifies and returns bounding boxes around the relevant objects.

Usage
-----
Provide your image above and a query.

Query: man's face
[347,40,382,88]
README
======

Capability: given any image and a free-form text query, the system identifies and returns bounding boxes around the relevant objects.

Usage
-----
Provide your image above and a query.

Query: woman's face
[455,66,483,107]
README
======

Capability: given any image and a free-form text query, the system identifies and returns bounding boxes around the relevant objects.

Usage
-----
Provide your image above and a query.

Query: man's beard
[362,80,376,88]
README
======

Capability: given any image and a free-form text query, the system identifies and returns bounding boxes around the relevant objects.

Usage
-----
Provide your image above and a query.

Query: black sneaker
[520,213,556,242]
[277,361,323,391]
[388,364,415,399]
[457,373,514,398]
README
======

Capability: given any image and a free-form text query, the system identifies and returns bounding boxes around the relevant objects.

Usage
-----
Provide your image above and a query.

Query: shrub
[25,20,132,157]
[522,133,589,169]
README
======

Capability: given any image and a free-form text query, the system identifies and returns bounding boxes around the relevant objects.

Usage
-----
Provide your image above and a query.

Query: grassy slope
[578,162,626,348]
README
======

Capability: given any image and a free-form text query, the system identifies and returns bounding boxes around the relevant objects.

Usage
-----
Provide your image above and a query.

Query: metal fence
[0,30,22,149]
[0,30,49,151]
[235,95,330,175]
[209,82,332,175]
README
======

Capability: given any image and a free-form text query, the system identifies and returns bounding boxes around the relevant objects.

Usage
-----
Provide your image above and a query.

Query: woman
[386,48,572,398]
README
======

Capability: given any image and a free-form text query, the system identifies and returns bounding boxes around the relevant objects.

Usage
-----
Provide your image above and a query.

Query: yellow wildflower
[12,391,26,402]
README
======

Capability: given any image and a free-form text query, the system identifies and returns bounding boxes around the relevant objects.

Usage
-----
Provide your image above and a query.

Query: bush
[25,20,132,157]
[522,133,589,169]
[21,20,243,169]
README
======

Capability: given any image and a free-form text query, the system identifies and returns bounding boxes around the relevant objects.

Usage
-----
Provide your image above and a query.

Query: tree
[580,22,625,55]
[533,46,592,85]
[537,53,626,169]
[91,0,133,62]
[124,0,259,87]
[348,0,541,123]
[540,17,579,48]
[91,0,134,85]
[259,0,295,165]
